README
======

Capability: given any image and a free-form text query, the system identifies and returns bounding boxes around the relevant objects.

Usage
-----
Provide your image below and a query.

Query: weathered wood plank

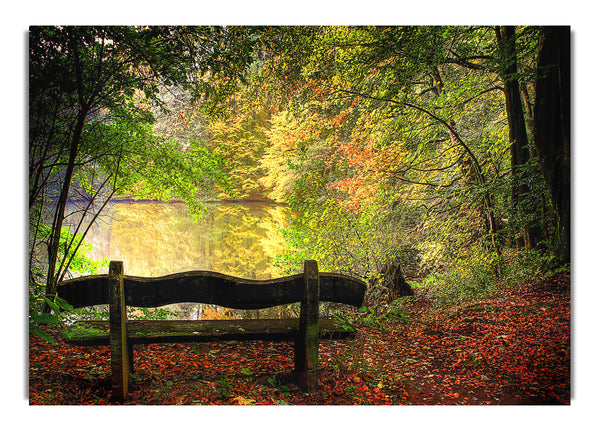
[108,261,129,402]
[57,271,366,309]
[124,273,304,308]
[295,260,320,392]
[63,317,356,346]
[57,275,108,308]
[320,273,366,307]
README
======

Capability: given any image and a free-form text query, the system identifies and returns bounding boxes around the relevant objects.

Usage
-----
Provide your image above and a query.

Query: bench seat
[65,317,355,346]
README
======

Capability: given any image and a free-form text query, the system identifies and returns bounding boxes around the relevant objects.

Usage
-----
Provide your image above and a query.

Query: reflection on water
[84,201,290,278]
[74,200,293,319]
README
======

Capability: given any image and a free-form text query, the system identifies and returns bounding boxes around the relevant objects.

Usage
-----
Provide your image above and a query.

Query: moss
[65,322,110,342]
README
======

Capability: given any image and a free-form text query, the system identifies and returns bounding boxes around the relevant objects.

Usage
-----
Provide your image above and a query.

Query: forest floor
[28,273,570,405]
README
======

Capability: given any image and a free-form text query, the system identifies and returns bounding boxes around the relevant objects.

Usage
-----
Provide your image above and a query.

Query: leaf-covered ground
[29,274,570,405]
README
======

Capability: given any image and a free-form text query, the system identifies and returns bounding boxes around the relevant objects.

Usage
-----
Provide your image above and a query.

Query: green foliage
[116,133,230,220]
[29,291,74,344]
[70,306,109,321]
[414,241,568,306]
[266,376,291,397]
[273,188,420,306]
[62,324,108,342]
[29,229,107,343]
[499,249,565,286]
[30,221,109,284]
[29,26,567,323]
[332,300,410,336]
[413,244,569,307]
[259,109,330,204]
[215,378,233,398]
[357,302,411,332]
[63,230,110,276]
[415,244,501,305]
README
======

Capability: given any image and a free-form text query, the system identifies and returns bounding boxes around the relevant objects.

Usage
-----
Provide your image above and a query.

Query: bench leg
[128,342,134,382]
[295,260,319,392]
[109,261,130,401]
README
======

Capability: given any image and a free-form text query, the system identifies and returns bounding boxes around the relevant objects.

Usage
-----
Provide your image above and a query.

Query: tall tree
[533,26,571,265]
[495,26,535,250]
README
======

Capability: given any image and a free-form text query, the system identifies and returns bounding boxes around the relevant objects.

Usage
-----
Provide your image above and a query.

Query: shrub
[415,245,500,305]
[499,248,565,286]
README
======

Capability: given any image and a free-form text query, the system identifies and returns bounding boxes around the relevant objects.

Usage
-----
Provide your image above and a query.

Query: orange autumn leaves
[327,139,404,213]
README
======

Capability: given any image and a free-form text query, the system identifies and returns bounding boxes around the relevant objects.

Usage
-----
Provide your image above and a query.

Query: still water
[82,200,291,279]
[70,200,293,319]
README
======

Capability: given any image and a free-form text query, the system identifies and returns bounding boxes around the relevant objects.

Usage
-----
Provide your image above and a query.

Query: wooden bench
[57,260,366,401]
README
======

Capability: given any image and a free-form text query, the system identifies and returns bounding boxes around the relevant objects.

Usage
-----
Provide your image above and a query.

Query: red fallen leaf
[29,274,569,406]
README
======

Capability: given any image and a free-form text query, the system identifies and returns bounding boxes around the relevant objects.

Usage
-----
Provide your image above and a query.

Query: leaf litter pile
[29,274,570,405]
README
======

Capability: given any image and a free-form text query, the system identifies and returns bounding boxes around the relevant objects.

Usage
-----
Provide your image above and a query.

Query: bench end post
[295,260,320,392]
[109,260,130,401]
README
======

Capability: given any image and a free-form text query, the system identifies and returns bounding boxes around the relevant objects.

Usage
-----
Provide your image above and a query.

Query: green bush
[29,231,109,343]
[499,248,564,286]
[415,245,500,305]
[415,245,567,306]
[29,290,74,344]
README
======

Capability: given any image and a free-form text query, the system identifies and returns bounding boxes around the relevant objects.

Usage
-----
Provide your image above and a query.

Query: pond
[68,200,294,319]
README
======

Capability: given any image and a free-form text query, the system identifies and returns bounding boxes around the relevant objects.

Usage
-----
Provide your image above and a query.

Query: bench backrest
[57,260,367,310]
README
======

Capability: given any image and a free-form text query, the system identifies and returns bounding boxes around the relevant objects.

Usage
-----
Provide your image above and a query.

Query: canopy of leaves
[29,24,568,319]
[241,26,563,286]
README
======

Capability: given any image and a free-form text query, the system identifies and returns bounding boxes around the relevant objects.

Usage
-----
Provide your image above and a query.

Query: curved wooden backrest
[57,263,367,309]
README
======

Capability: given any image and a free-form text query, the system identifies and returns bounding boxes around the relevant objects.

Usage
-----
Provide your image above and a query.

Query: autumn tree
[246,25,568,300]
[257,27,505,273]
[207,108,272,200]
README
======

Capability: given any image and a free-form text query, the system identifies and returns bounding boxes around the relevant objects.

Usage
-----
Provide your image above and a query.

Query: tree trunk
[495,26,537,250]
[45,35,91,297]
[380,263,413,300]
[533,26,571,265]
[45,108,86,297]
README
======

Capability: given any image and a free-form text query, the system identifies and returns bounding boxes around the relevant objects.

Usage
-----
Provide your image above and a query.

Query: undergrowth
[411,248,569,307]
